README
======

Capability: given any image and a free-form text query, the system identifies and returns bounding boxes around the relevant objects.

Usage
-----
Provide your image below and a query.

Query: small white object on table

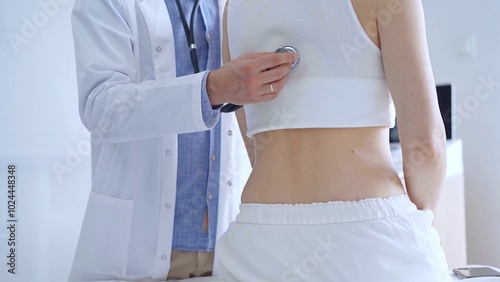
[451,265,500,281]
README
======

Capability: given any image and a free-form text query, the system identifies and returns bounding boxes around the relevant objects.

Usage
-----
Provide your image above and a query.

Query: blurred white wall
[0,0,90,281]
[422,0,500,267]
[0,1,499,281]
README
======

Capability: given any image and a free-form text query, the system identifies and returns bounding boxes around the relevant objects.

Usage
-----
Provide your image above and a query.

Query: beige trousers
[167,250,214,280]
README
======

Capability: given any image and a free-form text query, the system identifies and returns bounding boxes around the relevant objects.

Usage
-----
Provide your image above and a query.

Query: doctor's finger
[238,52,276,60]
[260,62,294,83]
[254,53,297,73]
[259,74,289,97]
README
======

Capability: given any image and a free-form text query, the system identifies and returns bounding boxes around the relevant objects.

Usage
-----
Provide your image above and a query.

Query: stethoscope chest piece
[275,46,301,70]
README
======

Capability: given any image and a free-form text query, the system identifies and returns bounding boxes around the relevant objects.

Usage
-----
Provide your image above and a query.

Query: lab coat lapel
[137,0,176,80]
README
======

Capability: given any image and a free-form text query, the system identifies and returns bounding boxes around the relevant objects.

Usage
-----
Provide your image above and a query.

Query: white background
[0,0,499,281]
[0,1,90,281]
[423,0,500,267]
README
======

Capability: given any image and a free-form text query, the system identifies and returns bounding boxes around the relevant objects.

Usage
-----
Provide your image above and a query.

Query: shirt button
[161,255,167,260]
[211,154,216,161]
[205,33,212,41]
[156,46,162,52]
[207,194,213,201]
[226,180,232,187]
[165,150,171,156]
[227,130,233,136]
[165,203,171,209]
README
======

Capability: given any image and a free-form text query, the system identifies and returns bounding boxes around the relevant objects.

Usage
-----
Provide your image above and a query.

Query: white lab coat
[68,0,250,281]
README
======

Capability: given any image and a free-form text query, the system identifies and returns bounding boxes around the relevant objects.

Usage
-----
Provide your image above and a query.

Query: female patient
[216,0,451,281]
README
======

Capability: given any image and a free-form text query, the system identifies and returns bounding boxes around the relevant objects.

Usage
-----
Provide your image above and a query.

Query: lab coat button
[207,194,213,201]
[226,181,232,187]
[227,130,233,136]
[156,46,162,52]
[165,203,171,209]
[161,255,167,260]
[205,33,212,41]
[165,150,171,156]
[211,154,216,161]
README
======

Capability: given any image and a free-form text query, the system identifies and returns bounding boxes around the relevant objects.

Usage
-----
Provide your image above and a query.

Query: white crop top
[227,0,396,137]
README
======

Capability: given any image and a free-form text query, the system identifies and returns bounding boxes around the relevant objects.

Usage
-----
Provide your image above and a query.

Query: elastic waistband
[236,194,416,225]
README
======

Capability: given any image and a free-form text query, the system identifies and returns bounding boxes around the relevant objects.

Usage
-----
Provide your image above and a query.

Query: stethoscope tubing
[174,0,242,112]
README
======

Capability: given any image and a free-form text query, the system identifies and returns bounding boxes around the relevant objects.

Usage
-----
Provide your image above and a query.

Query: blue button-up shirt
[165,0,221,252]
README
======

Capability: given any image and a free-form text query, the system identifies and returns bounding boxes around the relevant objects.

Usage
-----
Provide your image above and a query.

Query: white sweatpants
[216,194,452,282]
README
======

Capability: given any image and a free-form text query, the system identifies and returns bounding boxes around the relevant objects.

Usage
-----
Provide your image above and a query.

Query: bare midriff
[241,127,405,204]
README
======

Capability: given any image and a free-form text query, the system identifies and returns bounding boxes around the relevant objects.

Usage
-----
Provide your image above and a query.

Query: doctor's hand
[206,52,297,107]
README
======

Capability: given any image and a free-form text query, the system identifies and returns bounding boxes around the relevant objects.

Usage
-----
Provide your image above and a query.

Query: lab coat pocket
[72,192,134,277]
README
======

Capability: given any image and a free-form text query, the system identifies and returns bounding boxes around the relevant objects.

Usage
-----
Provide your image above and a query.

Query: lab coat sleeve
[71,0,214,143]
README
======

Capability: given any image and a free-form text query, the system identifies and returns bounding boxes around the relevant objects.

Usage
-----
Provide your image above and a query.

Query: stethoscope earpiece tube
[175,0,201,73]
[175,0,241,113]
[220,103,243,113]
[174,0,299,114]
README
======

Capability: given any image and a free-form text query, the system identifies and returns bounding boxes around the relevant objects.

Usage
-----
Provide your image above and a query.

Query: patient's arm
[377,0,447,213]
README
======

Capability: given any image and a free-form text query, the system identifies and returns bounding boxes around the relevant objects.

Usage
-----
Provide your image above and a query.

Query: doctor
[68,0,296,281]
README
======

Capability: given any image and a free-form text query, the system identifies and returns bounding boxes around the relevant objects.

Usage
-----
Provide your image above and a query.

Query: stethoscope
[174,0,300,113]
